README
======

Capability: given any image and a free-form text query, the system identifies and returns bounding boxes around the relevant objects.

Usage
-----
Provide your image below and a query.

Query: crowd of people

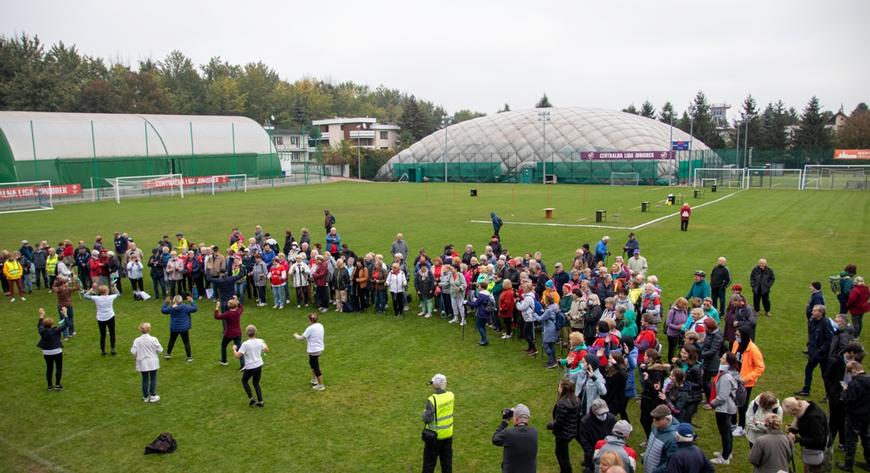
[15,211,870,472]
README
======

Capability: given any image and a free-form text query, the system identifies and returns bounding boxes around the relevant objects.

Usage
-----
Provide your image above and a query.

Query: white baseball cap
[429,373,447,387]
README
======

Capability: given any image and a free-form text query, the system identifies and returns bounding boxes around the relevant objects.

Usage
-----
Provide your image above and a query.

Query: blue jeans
[476,316,489,344]
[543,342,556,364]
[803,357,828,393]
[141,370,157,398]
[375,289,387,313]
[58,304,74,337]
[272,286,285,306]
[234,281,246,304]
[152,277,166,299]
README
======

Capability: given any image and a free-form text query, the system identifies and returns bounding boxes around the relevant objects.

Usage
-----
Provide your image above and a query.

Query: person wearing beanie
[644,404,678,473]
[578,398,616,473]
[593,420,637,473]
[492,403,538,473]
[666,423,714,472]
[685,271,711,301]
[569,353,608,416]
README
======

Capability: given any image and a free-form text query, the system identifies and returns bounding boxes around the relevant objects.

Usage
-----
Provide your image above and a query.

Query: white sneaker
[312,384,325,391]
[425,313,432,318]
[731,426,745,437]
[449,318,458,324]
[460,321,467,326]
[297,305,301,309]
[278,305,284,309]
[149,395,160,402]
[20,297,25,301]
[9,298,14,302]
[710,455,730,465]
[143,397,150,402]
[310,378,318,386]
[417,311,425,316]
[272,304,278,309]
[502,333,511,339]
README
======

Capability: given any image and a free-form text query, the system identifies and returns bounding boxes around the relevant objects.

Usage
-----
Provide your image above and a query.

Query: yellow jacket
[3,259,23,280]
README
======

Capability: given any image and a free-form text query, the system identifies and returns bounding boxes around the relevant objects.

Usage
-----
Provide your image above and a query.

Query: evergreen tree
[793,96,831,149]
[738,94,761,150]
[399,96,429,141]
[659,102,675,124]
[535,94,552,108]
[853,102,868,114]
[497,103,511,113]
[452,109,485,123]
[640,101,656,119]
[622,104,638,115]
[676,111,691,133]
[689,91,725,148]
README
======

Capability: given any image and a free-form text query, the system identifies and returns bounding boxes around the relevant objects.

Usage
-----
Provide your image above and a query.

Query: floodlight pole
[441,116,450,183]
[538,111,550,184]
[743,114,754,169]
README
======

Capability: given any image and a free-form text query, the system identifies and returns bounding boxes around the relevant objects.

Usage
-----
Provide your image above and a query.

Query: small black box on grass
[470,189,477,197]
[641,201,650,212]
[693,189,701,199]
[667,194,675,205]
[711,185,717,193]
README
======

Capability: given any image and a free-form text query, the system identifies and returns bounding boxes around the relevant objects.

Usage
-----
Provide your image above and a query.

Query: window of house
[274,136,284,146]
[290,136,298,146]
[379,131,388,140]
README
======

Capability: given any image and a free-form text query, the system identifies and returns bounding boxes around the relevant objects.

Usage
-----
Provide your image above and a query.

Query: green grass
[0,181,868,473]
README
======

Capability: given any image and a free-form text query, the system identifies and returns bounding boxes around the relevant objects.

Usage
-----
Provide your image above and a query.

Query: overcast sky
[4,0,868,120]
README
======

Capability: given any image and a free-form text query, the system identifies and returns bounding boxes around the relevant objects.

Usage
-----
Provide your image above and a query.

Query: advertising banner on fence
[834,149,870,160]
[143,175,230,189]
[0,184,82,199]
[580,151,674,160]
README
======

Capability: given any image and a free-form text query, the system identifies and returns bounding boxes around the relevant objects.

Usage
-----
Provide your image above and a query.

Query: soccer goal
[108,174,184,203]
[693,168,747,189]
[746,168,803,189]
[0,180,54,213]
[801,165,870,190]
[609,172,640,186]
[208,174,248,195]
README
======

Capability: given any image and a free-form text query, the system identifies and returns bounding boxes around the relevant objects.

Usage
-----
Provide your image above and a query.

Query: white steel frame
[110,173,184,204]
[0,179,54,214]
[746,168,803,189]
[693,168,747,189]
[609,172,640,186]
[801,165,870,190]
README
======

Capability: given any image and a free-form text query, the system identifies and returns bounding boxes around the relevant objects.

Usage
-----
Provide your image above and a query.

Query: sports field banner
[834,149,870,160]
[143,175,230,189]
[0,183,82,198]
[580,151,674,160]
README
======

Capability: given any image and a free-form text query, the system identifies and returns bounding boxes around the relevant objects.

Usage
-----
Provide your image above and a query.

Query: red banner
[834,149,870,160]
[0,184,82,199]
[143,176,230,189]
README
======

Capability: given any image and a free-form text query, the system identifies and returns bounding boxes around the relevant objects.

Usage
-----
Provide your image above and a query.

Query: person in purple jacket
[466,282,493,346]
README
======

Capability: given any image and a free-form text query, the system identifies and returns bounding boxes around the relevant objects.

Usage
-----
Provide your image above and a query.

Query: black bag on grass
[144,432,177,454]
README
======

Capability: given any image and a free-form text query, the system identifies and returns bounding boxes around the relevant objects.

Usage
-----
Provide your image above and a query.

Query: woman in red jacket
[498,279,516,339]
[680,203,692,231]
[214,298,244,369]
[847,276,870,338]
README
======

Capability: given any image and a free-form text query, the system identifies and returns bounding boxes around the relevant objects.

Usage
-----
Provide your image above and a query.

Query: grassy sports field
[0,181,868,473]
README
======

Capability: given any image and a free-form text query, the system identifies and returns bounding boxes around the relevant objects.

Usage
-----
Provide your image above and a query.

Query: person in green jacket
[686,270,711,300]
[617,306,638,339]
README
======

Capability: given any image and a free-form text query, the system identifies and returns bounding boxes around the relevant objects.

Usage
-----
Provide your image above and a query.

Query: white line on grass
[0,435,69,472]
[470,190,743,231]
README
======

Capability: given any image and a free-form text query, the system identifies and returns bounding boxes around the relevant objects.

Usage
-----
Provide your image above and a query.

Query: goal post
[0,180,54,214]
[209,174,248,195]
[746,168,803,189]
[801,165,870,190]
[693,168,746,189]
[609,172,640,186]
[108,174,184,204]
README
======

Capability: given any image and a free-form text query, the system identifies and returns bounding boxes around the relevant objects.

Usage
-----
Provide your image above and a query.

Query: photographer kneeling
[492,403,538,473]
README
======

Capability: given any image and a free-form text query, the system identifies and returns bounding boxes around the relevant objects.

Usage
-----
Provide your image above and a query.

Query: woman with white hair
[130,322,163,402]
[234,324,269,406]
[83,284,121,355]
[160,294,197,362]
[164,251,185,297]
[641,283,662,325]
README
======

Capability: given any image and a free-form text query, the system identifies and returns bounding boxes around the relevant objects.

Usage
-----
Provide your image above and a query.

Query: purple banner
[580,151,674,160]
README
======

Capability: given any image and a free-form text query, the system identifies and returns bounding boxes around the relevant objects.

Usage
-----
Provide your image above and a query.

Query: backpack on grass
[144,432,177,454]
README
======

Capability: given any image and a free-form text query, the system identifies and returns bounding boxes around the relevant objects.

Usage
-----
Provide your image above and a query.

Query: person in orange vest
[679,204,692,231]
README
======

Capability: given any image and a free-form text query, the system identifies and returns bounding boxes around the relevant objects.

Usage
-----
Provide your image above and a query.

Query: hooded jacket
[731,326,765,388]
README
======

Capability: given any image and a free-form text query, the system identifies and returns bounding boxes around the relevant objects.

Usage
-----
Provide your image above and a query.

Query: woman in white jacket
[130,322,163,402]
[516,284,538,355]
[126,255,145,296]
[290,255,311,308]
[385,263,407,317]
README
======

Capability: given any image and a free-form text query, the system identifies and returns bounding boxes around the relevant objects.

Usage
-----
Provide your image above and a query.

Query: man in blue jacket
[796,304,834,397]
[491,212,503,237]
[595,236,610,266]
[686,271,711,300]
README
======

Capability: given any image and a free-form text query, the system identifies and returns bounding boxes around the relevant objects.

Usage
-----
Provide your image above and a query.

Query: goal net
[746,168,803,189]
[203,174,247,195]
[108,174,184,203]
[609,172,640,186]
[801,165,870,190]
[693,168,746,189]
[0,180,54,213]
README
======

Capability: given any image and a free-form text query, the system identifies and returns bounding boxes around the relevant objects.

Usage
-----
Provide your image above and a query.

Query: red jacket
[680,204,691,221]
[634,328,659,365]
[214,306,243,338]
[269,265,286,286]
[592,334,622,365]
[498,288,515,318]
[847,284,870,315]
[311,263,328,287]
[89,258,103,278]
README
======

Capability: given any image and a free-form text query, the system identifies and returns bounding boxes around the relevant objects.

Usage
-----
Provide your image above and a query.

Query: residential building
[311,117,401,150]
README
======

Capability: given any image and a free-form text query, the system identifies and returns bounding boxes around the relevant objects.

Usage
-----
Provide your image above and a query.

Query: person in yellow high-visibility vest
[422,373,454,473]
[3,251,25,302]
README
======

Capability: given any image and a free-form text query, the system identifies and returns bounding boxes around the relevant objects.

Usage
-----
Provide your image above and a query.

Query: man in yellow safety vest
[422,373,454,473]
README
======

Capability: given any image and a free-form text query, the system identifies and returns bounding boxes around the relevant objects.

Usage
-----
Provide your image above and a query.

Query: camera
[502,408,514,420]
